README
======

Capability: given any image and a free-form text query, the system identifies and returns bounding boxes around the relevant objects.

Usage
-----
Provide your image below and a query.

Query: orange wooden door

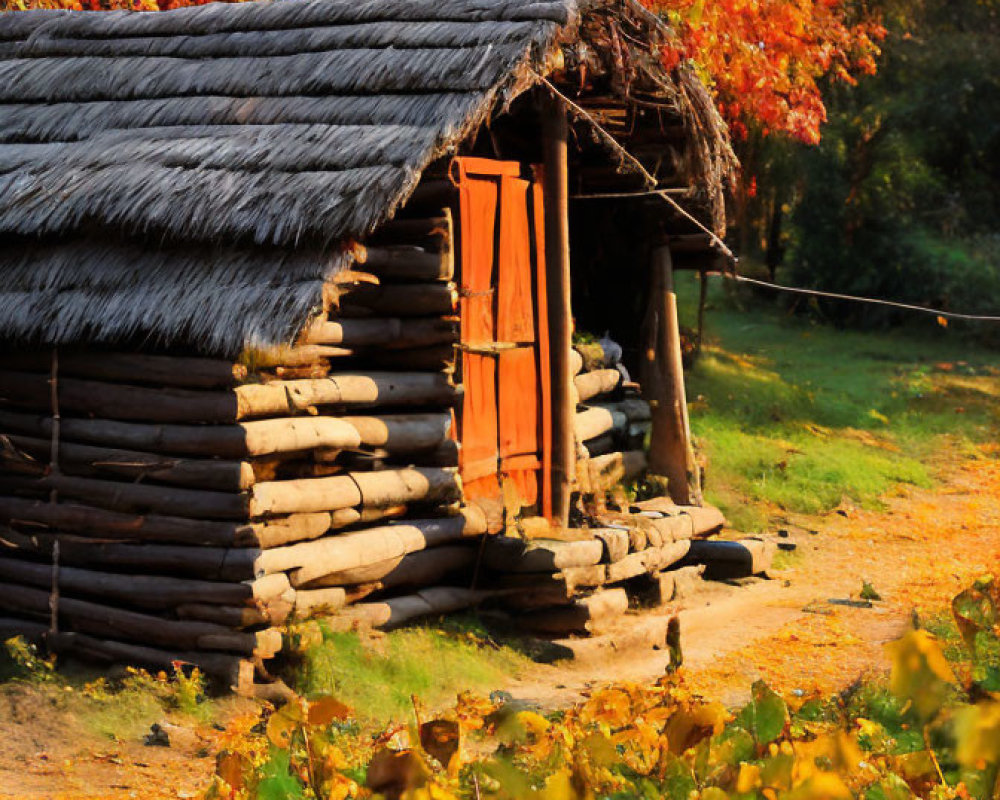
[455,158,552,518]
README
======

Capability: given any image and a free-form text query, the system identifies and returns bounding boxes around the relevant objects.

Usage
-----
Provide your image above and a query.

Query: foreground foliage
[203,577,1000,800]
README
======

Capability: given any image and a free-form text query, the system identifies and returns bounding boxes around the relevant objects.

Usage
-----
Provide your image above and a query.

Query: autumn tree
[644,0,886,145]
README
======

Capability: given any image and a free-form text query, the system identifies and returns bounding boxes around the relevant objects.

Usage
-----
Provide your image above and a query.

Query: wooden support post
[541,92,574,529]
[646,245,701,505]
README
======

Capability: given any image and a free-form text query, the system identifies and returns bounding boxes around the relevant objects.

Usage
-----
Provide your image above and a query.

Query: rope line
[534,74,655,184]
[533,74,999,325]
[713,272,1000,323]
[571,187,689,198]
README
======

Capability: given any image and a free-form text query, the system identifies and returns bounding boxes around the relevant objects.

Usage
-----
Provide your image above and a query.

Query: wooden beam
[540,92,575,529]
[300,317,458,350]
[358,246,454,282]
[0,371,458,423]
[645,245,701,505]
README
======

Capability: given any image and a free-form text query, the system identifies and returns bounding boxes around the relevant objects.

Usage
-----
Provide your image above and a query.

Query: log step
[516,588,629,636]
[482,537,605,573]
[682,538,777,580]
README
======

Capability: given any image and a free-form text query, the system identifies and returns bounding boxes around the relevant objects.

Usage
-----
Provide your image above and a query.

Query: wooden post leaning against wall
[646,244,702,506]
[540,92,575,529]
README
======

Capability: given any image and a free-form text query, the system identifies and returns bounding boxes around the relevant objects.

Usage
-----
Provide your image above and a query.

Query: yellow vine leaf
[664,701,729,753]
[786,772,853,800]
[323,771,360,800]
[515,710,552,739]
[529,767,584,800]
[885,629,956,719]
[953,702,1000,768]
[735,762,762,793]
[266,699,306,749]
[402,783,459,800]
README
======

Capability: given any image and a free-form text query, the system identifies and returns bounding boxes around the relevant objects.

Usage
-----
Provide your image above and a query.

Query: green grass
[675,273,999,532]
[293,617,532,724]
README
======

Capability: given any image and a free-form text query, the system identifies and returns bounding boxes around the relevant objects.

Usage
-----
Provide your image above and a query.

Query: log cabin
[0,0,751,690]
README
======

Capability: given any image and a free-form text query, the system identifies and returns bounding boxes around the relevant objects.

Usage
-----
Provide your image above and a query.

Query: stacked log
[0,210,494,687]
[481,502,726,636]
[571,339,650,494]
[469,335,728,639]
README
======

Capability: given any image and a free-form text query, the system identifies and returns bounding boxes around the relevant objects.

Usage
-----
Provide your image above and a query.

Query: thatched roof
[0,0,730,357]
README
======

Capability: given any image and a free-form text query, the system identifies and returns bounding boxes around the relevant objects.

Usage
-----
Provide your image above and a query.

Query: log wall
[0,209,491,689]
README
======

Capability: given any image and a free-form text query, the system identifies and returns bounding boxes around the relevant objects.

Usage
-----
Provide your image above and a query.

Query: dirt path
[1,452,997,798]
[508,451,1000,708]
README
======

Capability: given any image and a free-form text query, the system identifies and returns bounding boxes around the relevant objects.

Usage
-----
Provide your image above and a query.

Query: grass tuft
[293,618,531,724]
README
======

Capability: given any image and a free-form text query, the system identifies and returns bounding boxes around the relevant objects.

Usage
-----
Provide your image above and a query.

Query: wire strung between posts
[534,74,737,262]
[571,187,689,198]
[710,272,1000,323]
[535,75,1000,325]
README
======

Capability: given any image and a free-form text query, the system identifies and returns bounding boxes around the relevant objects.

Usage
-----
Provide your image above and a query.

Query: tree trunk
[518,588,627,635]
[248,468,460,517]
[0,581,267,654]
[574,369,621,402]
[584,450,647,492]
[339,283,457,317]
[278,513,483,586]
[3,530,264,581]
[46,630,252,684]
[0,372,456,423]
[0,495,333,548]
[292,587,348,616]
[483,536,604,573]
[574,407,628,443]
[302,543,475,589]
[320,587,496,631]
[233,374,457,419]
